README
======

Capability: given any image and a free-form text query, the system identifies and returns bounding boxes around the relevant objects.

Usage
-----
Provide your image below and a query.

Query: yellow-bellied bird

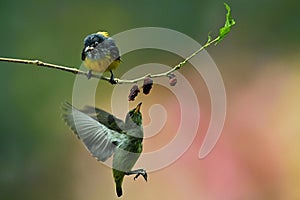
[81,31,120,84]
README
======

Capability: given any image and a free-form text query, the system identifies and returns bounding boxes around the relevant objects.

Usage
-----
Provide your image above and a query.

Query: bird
[62,102,147,197]
[81,31,121,84]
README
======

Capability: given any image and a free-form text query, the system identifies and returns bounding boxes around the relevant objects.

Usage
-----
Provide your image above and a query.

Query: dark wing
[105,37,120,61]
[81,105,125,133]
[81,48,86,61]
[62,102,126,162]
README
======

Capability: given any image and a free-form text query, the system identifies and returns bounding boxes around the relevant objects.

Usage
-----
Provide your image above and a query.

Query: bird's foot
[125,169,148,182]
[109,70,117,84]
[87,70,92,79]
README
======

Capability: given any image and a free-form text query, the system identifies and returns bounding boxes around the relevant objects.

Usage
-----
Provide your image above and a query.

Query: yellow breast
[83,57,120,73]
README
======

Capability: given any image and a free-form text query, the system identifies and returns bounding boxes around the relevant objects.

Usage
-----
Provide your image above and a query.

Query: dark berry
[142,77,153,95]
[128,84,140,101]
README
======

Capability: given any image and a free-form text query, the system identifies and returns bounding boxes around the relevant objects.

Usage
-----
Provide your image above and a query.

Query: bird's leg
[125,169,148,181]
[109,70,117,84]
[87,70,92,79]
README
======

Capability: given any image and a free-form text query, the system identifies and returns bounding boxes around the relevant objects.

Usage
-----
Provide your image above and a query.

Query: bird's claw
[109,77,117,84]
[133,169,147,182]
[125,169,148,182]
[109,70,117,84]
[87,70,92,79]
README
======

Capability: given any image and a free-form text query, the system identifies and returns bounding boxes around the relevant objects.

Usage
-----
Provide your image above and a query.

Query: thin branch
[0,37,218,84]
[0,57,111,81]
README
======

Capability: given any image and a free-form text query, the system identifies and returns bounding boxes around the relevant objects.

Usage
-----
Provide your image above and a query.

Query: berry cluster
[128,74,177,101]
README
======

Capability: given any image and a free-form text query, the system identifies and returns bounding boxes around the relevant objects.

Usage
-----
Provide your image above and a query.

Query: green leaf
[207,32,212,43]
[216,3,236,44]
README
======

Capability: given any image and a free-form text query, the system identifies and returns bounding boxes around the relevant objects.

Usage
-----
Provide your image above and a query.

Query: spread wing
[62,102,126,162]
[81,105,126,133]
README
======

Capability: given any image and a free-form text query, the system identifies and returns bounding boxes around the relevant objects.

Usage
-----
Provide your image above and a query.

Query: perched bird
[81,31,121,84]
[62,102,147,197]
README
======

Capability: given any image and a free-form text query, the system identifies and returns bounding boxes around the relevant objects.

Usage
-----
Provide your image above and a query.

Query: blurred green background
[1,0,300,199]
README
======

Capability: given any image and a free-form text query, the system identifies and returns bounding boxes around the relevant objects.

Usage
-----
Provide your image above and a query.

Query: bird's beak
[134,102,142,113]
[84,46,94,53]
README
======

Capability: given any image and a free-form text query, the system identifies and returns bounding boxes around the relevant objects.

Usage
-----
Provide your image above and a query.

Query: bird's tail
[113,169,125,197]
[116,183,123,197]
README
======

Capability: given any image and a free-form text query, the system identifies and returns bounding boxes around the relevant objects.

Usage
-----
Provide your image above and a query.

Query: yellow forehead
[97,31,109,37]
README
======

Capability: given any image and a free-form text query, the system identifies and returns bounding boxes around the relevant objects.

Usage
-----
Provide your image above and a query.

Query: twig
[0,57,111,81]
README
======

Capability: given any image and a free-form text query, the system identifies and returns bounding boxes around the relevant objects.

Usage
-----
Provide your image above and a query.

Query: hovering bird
[81,31,121,84]
[62,102,147,197]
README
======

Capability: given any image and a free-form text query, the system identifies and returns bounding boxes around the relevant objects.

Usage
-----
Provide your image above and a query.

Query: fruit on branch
[128,84,140,101]
[168,73,177,86]
[142,77,153,95]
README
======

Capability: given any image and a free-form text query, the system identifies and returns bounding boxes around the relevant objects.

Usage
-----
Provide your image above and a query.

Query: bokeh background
[1,0,300,199]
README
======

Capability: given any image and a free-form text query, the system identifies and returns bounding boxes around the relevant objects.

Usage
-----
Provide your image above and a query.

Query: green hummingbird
[62,102,147,197]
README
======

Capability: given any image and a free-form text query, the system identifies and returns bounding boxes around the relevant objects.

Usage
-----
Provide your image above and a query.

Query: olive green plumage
[62,102,147,197]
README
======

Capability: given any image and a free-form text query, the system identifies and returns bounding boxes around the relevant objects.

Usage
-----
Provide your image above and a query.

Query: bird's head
[125,102,143,128]
[81,33,107,60]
